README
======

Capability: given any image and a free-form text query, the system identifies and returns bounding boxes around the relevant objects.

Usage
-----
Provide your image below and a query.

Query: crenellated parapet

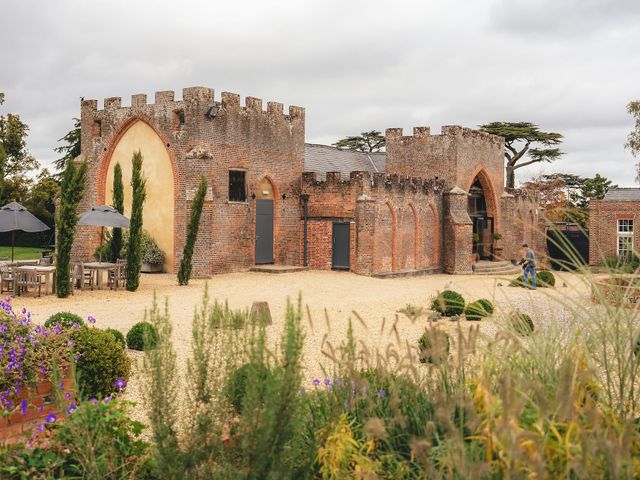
[302,171,445,195]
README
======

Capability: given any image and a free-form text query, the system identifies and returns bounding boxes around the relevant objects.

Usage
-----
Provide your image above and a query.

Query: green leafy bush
[430,290,465,316]
[509,310,534,336]
[477,298,494,315]
[71,327,131,398]
[511,271,555,288]
[464,300,492,321]
[225,362,273,414]
[105,328,126,349]
[0,399,152,479]
[418,329,450,364]
[44,312,84,329]
[537,270,556,287]
[126,321,159,351]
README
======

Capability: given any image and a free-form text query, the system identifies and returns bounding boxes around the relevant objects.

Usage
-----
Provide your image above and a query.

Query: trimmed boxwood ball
[509,310,534,336]
[225,362,273,414]
[464,300,491,321]
[44,312,85,329]
[477,298,494,315]
[126,322,159,351]
[105,328,126,349]
[430,290,465,316]
[537,270,556,287]
[418,329,450,364]
[71,327,131,398]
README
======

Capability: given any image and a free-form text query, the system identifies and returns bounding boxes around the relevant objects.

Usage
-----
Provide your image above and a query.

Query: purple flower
[377,388,386,398]
[324,378,333,389]
[87,315,96,324]
[66,403,77,415]
[115,379,126,391]
[45,413,57,424]
[88,397,98,406]
[72,323,79,330]
[20,399,28,416]
[312,379,320,386]
[103,395,112,404]
[36,423,45,433]
[65,392,72,400]
[38,405,44,413]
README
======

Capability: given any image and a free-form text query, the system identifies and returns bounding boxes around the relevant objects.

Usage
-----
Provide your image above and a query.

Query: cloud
[1,0,639,186]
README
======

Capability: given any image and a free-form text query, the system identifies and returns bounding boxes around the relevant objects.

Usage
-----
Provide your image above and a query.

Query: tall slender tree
[56,160,88,298]
[178,177,208,285]
[126,151,146,291]
[110,162,124,262]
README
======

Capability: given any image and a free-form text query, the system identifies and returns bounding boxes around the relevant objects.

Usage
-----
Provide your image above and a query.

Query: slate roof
[602,188,640,201]
[304,143,386,179]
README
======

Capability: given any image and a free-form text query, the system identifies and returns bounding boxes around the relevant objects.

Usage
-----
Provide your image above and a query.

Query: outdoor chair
[0,265,15,294]
[15,269,41,297]
[71,262,94,291]
[108,259,127,290]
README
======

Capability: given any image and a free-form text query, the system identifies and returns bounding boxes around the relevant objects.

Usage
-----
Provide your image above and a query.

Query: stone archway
[468,172,497,260]
[103,120,175,272]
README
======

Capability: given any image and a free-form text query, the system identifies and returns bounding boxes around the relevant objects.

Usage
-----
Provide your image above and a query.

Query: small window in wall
[617,219,634,259]
[229,170,247,202]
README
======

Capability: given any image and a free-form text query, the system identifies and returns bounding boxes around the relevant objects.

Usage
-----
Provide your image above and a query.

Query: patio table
[83,262,117,290]
[16,265,56,297]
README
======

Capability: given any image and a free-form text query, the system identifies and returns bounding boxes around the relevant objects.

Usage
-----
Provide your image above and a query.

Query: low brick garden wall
[0,372,74,445]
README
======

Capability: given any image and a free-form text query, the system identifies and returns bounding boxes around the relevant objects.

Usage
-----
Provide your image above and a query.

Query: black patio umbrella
[0,202,51,261]
[78,205,130,262]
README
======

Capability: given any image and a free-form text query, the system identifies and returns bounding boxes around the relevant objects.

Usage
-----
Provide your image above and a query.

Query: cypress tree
[126,151,146,291]
[56,159,88,298]
[110,162,124,262]
[178,177,207,285]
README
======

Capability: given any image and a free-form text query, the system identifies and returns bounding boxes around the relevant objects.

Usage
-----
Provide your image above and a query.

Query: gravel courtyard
[12,270,591,426]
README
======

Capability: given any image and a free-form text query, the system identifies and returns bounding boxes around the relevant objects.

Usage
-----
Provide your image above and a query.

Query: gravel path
[12,270,591,427]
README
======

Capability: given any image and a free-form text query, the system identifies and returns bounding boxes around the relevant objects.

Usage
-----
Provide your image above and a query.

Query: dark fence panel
[546,229,589,271]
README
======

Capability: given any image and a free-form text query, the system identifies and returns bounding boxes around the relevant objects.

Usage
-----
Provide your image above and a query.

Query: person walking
[519,243,536,290]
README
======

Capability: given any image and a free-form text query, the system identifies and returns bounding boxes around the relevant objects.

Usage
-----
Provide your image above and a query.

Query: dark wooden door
[332,222,350,270]
[256,200,274,264]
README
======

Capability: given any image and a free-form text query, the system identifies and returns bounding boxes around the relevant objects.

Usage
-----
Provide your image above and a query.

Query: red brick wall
[0,375,73,445]
[75,87,305,276]
[302,171,445,275]
[589,200,640,264]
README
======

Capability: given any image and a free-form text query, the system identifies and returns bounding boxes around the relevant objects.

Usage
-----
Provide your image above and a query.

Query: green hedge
[71,327,131,399]
[105,328,126,349]
[509,311,534,336]
[126,321,159,351]
[511,271,556,288]
[430,290,465,316]
[418,329,450,364]
[464,299,494,321]
[44,312,85,330]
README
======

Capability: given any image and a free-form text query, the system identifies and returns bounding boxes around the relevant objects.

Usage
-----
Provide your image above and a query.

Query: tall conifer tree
[111,162,124,262]
[126,151,146,291]
[178,177,207,285]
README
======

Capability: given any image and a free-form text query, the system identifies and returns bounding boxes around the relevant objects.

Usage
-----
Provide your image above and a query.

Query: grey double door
[256,200,274,264]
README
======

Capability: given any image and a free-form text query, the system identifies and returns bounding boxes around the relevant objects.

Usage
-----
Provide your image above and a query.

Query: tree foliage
[626,101,640,183]
[126,151,146,292]
[522,172,615,228]
[53,118,81,175]
[0,92,40,200]
[56,160,88,298]
[333,130,385,152]
[110,162,124,262]
[480,122,563,188]
[178,177,208,285]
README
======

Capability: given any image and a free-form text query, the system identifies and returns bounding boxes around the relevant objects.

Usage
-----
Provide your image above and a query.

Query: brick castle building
[589,188,640,264]
[72,86,544,276]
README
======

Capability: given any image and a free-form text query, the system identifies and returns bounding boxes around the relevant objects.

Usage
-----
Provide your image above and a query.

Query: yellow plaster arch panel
[104,121,175,272]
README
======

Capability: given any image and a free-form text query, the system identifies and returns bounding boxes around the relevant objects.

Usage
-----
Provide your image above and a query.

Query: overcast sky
[2,0,639,186]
